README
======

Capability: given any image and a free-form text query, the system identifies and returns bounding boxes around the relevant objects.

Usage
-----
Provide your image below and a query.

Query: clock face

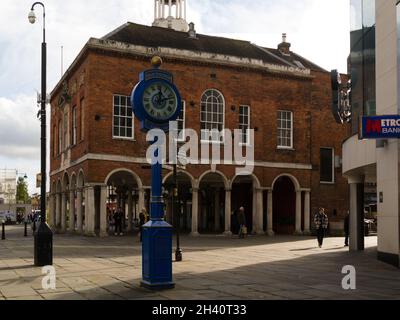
[142,82,178,121]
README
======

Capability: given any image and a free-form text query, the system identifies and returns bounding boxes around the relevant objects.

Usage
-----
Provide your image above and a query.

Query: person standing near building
[314,207,329,248]
[139,208,148,242]
[344,210,350,247]
[237,207,247,239]
[113,207,123,236]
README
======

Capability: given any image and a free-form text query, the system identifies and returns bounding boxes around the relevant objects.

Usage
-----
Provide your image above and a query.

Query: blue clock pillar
[132,56,181,290]
[141,144,175,290]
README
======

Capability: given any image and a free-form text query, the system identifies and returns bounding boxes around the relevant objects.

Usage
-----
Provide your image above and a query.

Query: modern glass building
[343,0,400,267]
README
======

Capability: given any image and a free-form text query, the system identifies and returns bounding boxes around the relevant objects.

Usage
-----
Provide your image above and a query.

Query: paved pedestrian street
[0,225,399,300]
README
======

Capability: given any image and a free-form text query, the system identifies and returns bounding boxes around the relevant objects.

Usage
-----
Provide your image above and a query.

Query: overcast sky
[0,0,350,195]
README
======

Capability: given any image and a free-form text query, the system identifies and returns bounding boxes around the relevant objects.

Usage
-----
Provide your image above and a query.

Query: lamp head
[28,10,36,24]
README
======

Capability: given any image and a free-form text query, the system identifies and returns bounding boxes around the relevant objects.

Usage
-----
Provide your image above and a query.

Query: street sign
[360,115,400,139]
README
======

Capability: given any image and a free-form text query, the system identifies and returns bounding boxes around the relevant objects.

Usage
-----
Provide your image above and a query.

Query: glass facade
[350,0,376,134]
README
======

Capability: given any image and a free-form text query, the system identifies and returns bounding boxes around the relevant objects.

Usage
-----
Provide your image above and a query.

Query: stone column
[252,188,257,234]
[190,187,199,236]
[214,189,220,232]
[55,192,61,231]
[267,190,274,236]
[138,188,145,213]
[61,192,67,233]
[295,191,303,235]
[49,194,56,228]
[127,191,133,232]
[304,191,311,235]
[69,190,76,232]
[76,189,83,234]
[100,185,108,237]
[85,186,96,237]
[349,176,365,251]
[255,189,264,235]
[224,188,232,236]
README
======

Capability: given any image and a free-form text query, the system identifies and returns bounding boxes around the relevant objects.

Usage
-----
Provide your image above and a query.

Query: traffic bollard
[1,223,5,240]
[24,222,28,237]
[33,220,36,234]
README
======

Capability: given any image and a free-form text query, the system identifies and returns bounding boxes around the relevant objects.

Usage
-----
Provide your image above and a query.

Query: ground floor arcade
[49,165,318,237]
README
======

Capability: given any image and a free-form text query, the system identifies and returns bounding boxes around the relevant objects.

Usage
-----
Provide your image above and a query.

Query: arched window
[200,89,225,143]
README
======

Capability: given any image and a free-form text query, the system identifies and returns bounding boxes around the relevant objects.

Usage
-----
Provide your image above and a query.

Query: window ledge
[112,137,136,142]
[320,181,336,185]
[277,147,295,151]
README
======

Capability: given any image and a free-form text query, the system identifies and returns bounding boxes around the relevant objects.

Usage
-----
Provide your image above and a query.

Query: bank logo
[361,115,400,139]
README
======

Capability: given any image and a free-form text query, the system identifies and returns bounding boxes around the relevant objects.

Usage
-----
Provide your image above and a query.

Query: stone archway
[231,174,262,235]
[105,169,144,235]
[163,171,194,233]
[272,175,297,234]
[61,173,70,233]
[198,171,228,234]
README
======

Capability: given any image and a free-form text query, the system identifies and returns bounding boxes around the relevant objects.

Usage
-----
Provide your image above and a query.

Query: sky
[0,0,350,195]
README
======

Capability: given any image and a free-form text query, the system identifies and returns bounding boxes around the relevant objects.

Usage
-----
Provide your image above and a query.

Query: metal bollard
[24,222,28,237]
[1,223,5,240]
[33,220,36,234]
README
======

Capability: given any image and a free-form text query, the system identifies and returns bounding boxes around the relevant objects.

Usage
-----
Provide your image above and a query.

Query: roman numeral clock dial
[142,82,178,122]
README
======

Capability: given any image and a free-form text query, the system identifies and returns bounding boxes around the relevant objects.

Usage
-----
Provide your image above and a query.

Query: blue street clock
[131,56,178,290]
[131,57,182,132]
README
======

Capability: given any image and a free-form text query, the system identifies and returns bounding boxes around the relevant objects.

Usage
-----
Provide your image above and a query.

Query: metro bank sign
[360,115,400,139]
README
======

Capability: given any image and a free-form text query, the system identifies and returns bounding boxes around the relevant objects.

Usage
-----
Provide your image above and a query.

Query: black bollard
[24,222,28,237]
[33,220,36,234]
[1,223,5,240]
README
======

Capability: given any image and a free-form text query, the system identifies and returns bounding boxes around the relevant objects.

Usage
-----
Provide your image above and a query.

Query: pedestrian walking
[113,207,123,236]
[237,207,247,239]
[314,207,329,248]
[139,208,148,242]
[344,210,350,247]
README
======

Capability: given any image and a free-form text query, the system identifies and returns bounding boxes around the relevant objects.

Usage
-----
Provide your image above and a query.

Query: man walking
[113,207,123,236]
[314,207,329,248]
[237,207,247,239]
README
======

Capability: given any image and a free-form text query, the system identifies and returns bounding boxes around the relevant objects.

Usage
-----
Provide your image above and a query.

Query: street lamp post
[173,163,182,262]
[29,2,53,267]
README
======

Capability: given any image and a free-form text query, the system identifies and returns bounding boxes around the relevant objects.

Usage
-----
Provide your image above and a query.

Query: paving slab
[0,226,399,300]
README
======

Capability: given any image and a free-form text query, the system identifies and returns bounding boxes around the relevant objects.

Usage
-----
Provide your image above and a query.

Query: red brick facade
[49,27,350,236]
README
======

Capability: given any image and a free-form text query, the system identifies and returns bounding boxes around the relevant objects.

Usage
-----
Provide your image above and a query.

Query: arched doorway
[163,171,194,233]
[198,171,227,234]
[273,176,296,234]
[61,173,70,233]
[231,175,259,234]
[105,169,143,235]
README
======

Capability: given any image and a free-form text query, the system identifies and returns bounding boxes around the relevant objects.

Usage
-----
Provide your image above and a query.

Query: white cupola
[152,0,189,32]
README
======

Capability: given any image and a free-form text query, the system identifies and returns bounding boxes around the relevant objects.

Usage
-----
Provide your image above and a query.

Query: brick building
[49,0,350,237]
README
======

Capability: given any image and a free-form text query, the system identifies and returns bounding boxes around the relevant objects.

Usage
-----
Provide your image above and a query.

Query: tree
[16,177,29,204]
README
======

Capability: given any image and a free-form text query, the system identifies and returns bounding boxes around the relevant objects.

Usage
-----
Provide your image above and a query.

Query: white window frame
[200,89,225,144]
[112,94,135,140]
[320,147,335,184]
[239,105,251,146]
[63,110,69,150]
[80,98,85,141]
[277,110,293,149]
[58,120,62,155]
[72,106,77,146]
[176,100,186,143]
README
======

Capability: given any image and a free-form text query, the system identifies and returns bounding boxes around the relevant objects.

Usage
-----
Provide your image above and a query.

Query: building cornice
[51,37,314,98]
[50,152,312,177]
